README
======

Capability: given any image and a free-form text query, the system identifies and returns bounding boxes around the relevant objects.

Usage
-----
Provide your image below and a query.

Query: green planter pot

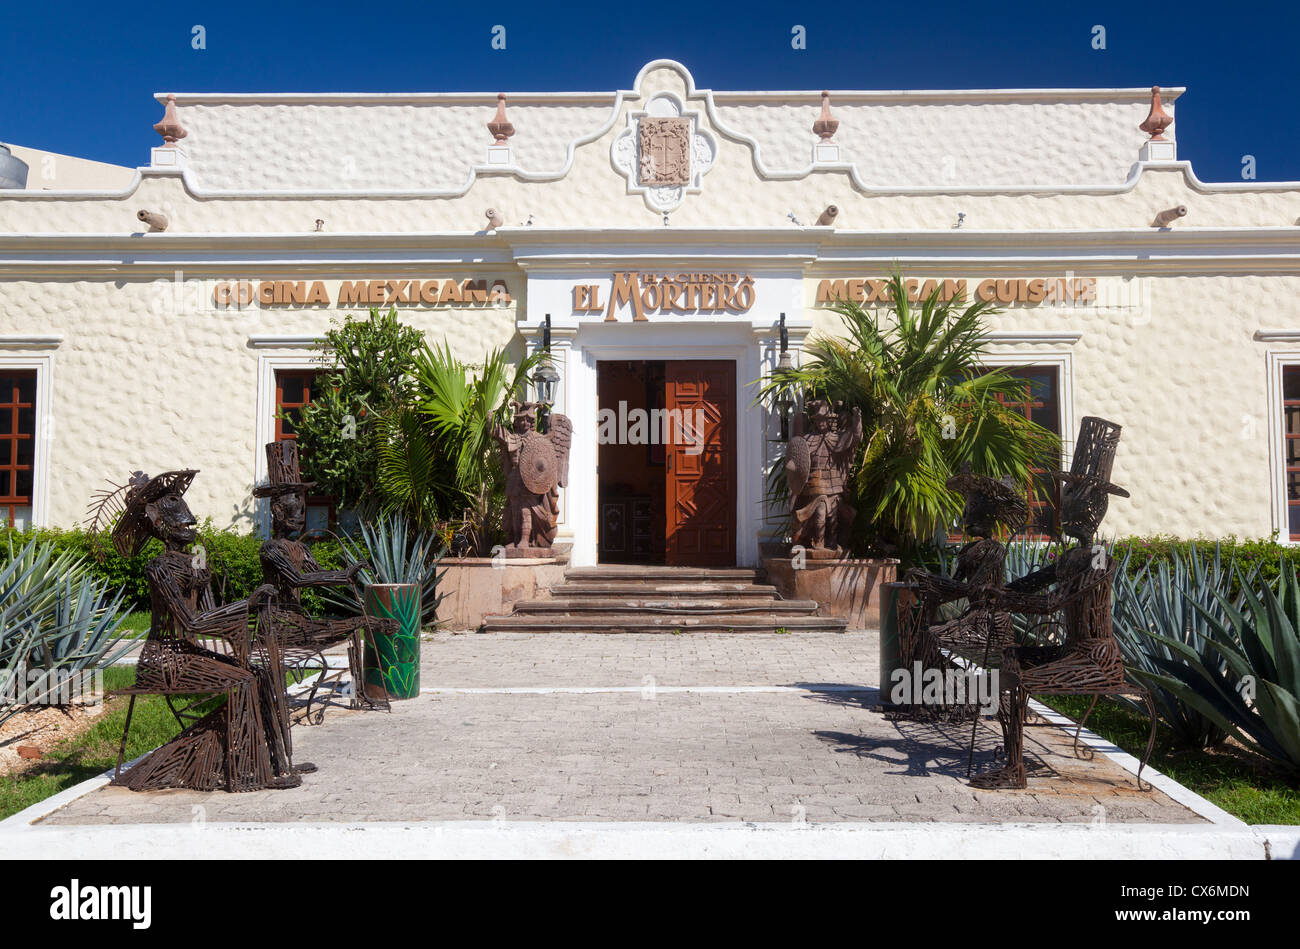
[362,583,422,701]
[878,581,918,708]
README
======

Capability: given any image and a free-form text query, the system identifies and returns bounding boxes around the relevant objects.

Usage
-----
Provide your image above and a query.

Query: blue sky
[2,0,1296,182]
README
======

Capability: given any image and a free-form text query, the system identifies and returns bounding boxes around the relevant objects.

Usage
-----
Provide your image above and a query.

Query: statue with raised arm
[254,439,396,716]
[88,470,304,791]
[972,417,1130,790]
[493,400,572,554]
[784,398,863,557]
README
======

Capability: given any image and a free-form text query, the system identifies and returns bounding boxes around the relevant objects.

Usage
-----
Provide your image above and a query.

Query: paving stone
[39,633,1203,827]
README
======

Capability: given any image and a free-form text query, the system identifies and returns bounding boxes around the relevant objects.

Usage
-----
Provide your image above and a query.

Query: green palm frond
[757,268,1061,560]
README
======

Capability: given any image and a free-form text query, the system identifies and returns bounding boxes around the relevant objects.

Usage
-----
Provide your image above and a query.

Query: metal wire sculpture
[254,440,395,720]
[87,470,305,792]
[897,470,1028,723]
[971,417,1156,791]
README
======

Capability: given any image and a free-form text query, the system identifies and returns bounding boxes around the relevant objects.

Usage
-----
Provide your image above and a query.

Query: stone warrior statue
[783,398,863,557]
[973,417,1131,790]
[493,400,572,555]
[254,439,396,718]
[88,470,304,791]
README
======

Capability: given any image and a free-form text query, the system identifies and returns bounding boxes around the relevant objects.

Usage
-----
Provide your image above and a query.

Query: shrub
[1113,535,1300,594]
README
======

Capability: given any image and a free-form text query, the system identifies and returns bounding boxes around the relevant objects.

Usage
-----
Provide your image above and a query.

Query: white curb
[0,819,1275,860]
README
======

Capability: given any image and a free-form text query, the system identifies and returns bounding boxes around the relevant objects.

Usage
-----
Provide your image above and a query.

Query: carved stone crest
[638,116,691,186]
[610,92,717,212]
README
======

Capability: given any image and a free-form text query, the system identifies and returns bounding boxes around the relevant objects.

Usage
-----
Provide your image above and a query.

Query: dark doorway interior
[597,360,666,564]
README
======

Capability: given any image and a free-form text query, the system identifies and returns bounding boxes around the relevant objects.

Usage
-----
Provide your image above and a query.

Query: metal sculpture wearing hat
[494,401,572,554]
[897,469,1029,718]
[973,416,1138,790]
[255,440,396,719]
[784,398,863,557]
[87,470,304,791]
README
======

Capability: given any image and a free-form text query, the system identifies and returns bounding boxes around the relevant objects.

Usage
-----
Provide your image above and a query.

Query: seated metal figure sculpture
[88,470,303,791]
[972,417,1135,790]
[254,439,395,719]
[494,400,572,555]
[897,470,1028,716]
[784,399,863,557]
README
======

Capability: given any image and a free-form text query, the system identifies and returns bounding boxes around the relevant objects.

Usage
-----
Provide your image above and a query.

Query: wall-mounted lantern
[534,314,560,408]
[775,312,795,441]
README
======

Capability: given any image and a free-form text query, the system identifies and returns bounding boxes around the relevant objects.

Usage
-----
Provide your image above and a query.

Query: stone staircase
[480,565,848,634]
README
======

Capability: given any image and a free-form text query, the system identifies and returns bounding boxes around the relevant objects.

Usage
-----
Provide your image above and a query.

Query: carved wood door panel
[665,361,736,567]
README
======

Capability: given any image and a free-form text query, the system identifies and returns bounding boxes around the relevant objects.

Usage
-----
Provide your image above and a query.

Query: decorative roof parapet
[1138,86,1176,163]
[153,94,188,145]
[486,93,515,166]
[1139,86,1173,140]
[812,91,840,164]
[150,93,189,171]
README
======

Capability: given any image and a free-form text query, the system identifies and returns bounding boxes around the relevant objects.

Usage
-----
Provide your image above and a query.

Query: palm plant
[1134,565,1300,775]
[761,271,1059,562]
[383,341,541,549]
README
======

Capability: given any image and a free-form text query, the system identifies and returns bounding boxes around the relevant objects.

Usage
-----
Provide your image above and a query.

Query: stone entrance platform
[33,632,1205,828]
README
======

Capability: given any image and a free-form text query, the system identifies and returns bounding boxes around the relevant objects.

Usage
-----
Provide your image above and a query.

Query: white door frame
[564,321,765,568]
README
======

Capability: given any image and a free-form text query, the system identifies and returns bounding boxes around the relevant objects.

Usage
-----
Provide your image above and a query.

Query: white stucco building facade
[1,59,1298,566]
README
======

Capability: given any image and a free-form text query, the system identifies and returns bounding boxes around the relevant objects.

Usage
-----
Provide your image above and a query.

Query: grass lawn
[116,611,151,638]
[1,664,314,822]
[1039,694,1300,825]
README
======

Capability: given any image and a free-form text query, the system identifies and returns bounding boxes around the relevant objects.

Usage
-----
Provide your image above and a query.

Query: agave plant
[325,513,446,626]
[1,542,134,728]
[0,538,71,669]
[30,574,135,673]
[1134,565,1300,775]
[1109,542,1260,749]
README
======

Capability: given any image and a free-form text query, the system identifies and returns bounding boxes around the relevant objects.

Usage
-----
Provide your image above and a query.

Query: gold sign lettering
[572,272,756,321]
[815,277,1095,306]
[212,278,511,308]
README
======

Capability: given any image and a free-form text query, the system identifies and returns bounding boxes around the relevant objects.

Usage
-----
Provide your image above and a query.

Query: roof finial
[487,93,515,145]
[1139,86,1172,141]
[812,90,839,142]
[153,93,188,146]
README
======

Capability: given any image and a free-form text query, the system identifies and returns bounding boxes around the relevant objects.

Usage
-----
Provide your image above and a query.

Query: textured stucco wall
[3,63,1283,236]
[0,60,1294,546]
[1,271,1291,541]
[810,274,1290,540]
[0,277,518,530]
[174,85,1163,194]
[712,96,1162,188]
[5,145,135,192]
[179,101,614,194]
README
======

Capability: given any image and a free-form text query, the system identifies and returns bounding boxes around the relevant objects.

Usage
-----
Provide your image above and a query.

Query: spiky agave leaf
[1131,565,1300,773]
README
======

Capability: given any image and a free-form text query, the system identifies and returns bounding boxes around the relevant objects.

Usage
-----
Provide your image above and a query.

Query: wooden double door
[664,360,736,567]
[596,359,736,567]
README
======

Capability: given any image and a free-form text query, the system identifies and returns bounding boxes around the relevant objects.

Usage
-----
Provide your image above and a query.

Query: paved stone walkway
[41,632,1202,826]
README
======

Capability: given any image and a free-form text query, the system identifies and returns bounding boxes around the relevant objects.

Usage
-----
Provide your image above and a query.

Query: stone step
[563,566,758,582]
[479,613,848,634]
[509,597,820,614]
[550,581,780,598]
